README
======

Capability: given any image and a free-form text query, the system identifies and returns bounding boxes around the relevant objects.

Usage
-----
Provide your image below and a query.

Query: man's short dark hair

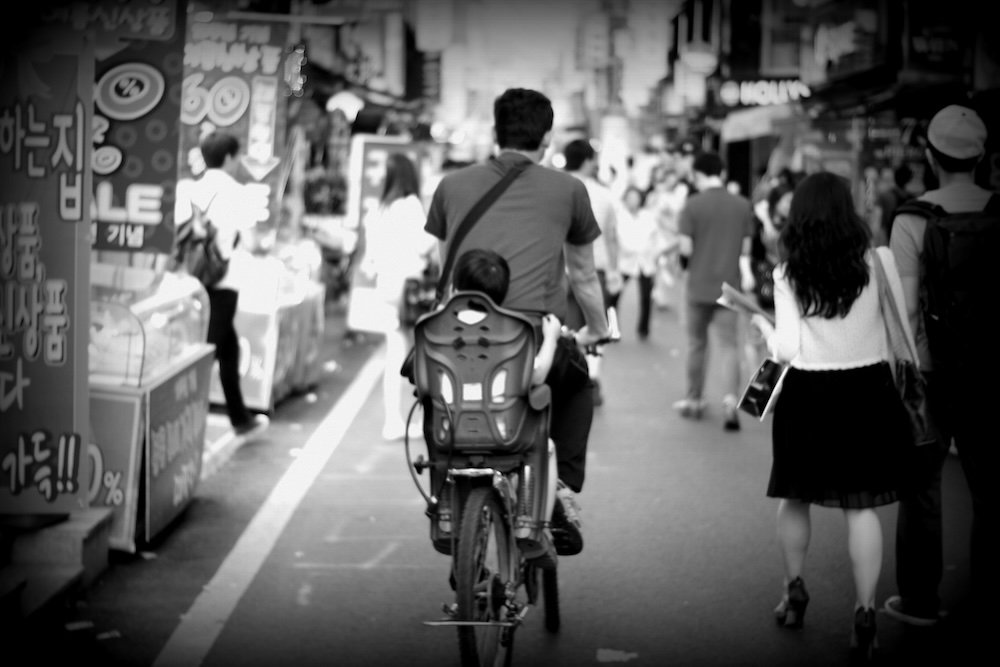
[493,88,554,151]
[200,132,240,169]
[692,152,724,178]
[563,139,595,172]
[453,249,510,305]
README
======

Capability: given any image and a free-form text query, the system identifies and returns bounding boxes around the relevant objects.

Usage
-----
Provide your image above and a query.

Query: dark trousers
[548,344,594,494]
[207,288,251,428]
[894,372,951,616]
[898,368,999,619]
[943,368,1000,616]
[607,273,654,337]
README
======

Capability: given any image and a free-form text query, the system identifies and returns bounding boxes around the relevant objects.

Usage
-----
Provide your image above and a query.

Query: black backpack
[171,196,229,289]
[895,193,1000,371]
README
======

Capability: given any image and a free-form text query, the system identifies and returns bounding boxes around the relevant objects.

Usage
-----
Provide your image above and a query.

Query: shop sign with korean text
[85,0,187,254]
[177,5,290,239]
[0,26,94,514]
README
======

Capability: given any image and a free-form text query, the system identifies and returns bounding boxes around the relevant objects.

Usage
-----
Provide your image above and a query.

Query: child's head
[453,249,510,304]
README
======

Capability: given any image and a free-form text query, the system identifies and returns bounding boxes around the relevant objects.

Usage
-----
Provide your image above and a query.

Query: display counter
[208,239,326,413]
[88,265,214,552]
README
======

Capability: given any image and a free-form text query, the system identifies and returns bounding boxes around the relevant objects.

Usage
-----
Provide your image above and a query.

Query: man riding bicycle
[424,87,611,557]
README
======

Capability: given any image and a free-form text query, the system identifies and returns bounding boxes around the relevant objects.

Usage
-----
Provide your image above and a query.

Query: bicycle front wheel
[455,485,514,667]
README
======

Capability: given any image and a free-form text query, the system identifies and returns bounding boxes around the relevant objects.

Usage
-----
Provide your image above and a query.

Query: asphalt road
[13,288,978,667]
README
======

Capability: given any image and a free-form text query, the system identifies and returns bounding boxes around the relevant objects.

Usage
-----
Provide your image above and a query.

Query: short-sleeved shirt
[889,181,994,370]
[678,186,755,304]
[569,172,617,271]
[425,152,601,321]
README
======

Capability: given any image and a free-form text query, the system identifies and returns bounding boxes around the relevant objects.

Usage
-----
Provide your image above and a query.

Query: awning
[720,104,797,143]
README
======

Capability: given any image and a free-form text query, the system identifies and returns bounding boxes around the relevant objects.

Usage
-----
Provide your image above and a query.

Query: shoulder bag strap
[435,160,529,300]
[872,249,918,364]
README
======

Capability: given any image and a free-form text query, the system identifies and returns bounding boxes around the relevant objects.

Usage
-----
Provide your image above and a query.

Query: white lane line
[360,542,399,569]
[153,347,385,667]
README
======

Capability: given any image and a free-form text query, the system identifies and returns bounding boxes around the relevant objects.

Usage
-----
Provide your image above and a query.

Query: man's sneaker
[518,529,557,570]
[883,595,941,627]
[234,414,269,440]
[722,395,741,432]
[672,398,706,420]
[551,480,583,556]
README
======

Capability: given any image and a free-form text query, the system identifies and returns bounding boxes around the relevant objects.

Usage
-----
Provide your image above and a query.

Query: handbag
[872,250,938,447]
[346,264,400,334]
[401,160,529,380]
[739,357,789,421]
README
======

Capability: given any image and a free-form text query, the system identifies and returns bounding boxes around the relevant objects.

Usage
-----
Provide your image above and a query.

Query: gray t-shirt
[425,152,600,321]
[678,187,755,304]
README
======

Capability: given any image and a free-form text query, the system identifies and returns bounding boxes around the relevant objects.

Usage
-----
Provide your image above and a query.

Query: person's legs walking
[846,508,883,609]
[846,507,883,659]
[774,498,811,628]
[713,306,741,430]
[207,288,251,428]
[675,301,712,417]
[636,273,654,338]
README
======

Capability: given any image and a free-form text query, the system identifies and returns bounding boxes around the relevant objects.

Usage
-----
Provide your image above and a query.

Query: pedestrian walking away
[750,172,912,663]
[885,102,999,643]
[562,137,622,407]
[674,151,756,431]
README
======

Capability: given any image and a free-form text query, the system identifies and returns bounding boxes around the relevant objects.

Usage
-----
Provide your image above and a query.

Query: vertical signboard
[88,390,144,551]
[178,5,289,236]
[0,26,93,514]
[88,0,186,254]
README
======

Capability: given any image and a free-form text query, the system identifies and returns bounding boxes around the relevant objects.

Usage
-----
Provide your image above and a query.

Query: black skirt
[767,362,908,509]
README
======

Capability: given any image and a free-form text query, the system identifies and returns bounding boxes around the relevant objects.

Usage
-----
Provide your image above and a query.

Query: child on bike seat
[452,248,561,387]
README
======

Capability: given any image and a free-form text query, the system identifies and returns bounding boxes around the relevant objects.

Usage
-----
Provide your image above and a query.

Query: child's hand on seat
[541,313,561,341]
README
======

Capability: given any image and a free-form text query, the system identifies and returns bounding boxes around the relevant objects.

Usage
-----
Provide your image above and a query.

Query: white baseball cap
[927,105,987,160]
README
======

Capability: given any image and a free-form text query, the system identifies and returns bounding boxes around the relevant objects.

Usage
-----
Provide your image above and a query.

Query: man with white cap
[885,104,997,635]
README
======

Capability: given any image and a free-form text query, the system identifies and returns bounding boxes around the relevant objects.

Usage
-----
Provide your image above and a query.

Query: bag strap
[435,160,529,300]
[872,249,919,365]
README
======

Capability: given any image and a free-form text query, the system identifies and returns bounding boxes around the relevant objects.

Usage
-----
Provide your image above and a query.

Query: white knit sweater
[767,247,914,370]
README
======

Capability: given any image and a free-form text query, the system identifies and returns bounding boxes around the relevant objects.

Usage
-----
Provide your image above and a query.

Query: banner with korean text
[85,0,187,254]
[0,27,94,514]
[177,5,290,240]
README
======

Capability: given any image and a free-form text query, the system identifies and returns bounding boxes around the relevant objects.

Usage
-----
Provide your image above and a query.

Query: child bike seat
[412,291,549,455]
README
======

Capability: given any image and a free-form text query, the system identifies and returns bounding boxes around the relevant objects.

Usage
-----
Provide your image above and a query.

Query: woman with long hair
[349,152,436,440]
[750,172,912,662]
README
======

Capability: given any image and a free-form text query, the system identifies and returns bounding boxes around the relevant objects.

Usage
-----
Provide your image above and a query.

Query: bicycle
[403,291,615,666]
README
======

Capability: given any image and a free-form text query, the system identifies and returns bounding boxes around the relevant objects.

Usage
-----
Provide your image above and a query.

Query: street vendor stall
[88,264,214,552]
[207,238,326,414]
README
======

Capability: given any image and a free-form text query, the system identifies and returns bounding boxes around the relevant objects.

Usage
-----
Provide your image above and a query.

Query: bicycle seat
[412,290,550,455]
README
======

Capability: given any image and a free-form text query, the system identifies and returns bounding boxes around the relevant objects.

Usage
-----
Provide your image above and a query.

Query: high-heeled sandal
[774,576,809,629]
[850,606,878,662]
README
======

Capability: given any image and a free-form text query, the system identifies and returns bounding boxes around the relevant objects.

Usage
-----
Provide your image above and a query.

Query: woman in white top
[349,153,437,440]
[750,172,911,662]
[613,185,661,339]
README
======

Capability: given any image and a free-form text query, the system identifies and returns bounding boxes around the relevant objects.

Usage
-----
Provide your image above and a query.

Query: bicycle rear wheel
[456,485,514,667]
